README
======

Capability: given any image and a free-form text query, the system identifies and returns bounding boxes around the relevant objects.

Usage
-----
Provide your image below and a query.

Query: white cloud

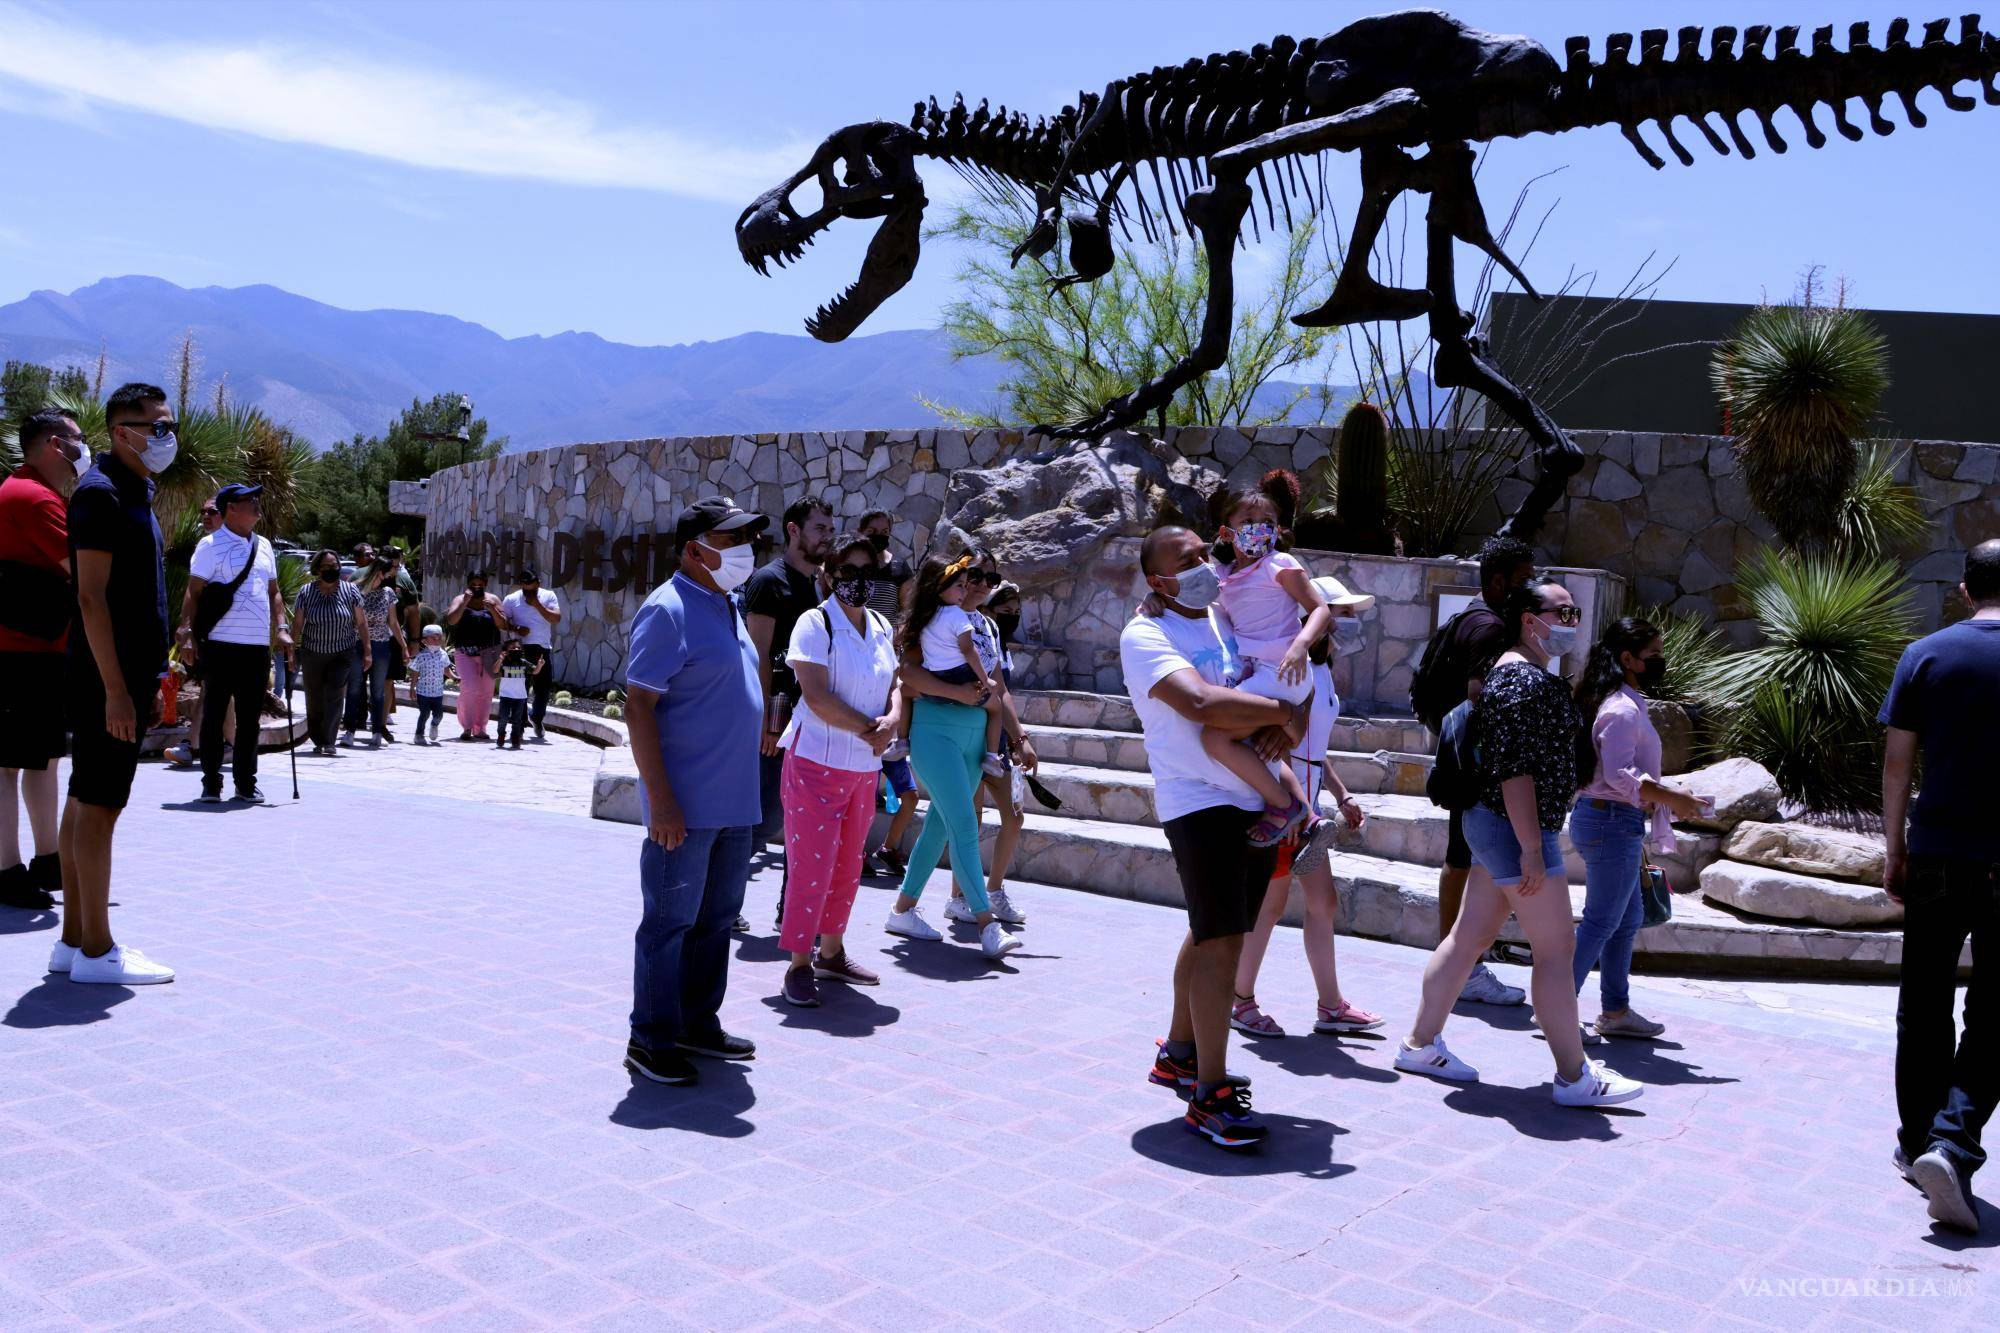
[0,3,807,203]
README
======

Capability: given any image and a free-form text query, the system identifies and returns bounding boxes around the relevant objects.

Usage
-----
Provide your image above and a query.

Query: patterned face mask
[1233,522,1278,560]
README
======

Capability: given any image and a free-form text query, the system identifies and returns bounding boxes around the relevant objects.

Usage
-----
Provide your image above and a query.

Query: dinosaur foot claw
[1292,280,1432,328]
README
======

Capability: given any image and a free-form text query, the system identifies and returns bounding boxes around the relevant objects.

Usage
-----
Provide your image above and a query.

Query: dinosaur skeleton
[738,10,2000,539]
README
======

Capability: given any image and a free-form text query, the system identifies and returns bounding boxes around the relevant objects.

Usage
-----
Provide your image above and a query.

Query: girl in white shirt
[909,556,1008,777]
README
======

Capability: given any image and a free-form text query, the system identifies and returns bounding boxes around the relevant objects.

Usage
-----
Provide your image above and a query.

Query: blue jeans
[1568,798,1649,1012]
[344,639,392,732]
[413,695,445,736]
[1461,801,1565,890]
[632,824,755,1052]
[1896,854,1999,1177]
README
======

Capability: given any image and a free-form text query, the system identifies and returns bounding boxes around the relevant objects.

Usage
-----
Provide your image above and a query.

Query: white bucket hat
[1311,574,1375,615]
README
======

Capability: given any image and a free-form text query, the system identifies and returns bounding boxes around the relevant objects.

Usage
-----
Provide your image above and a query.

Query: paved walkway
[0,758,1987,1331]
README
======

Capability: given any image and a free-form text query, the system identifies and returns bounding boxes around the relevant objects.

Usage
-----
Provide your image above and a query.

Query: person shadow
[1130,1112,1352,1179]
[1437,1082,1637,1141]
[1580,1039,1740,1088]
[733,934,789,966]
[883,939,1011,983]
[0,906,57,938]
[609,1062,756,1139]
[5,977,133,1028]
[757,990,901,1038]
[1241,1031,1400,1085]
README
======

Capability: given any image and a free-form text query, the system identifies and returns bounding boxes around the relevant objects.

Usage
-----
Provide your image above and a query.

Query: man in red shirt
[0,407,87,911]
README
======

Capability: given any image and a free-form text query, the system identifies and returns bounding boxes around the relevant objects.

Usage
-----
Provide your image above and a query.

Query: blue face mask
[1166,561,1222,611]
[1333,616,1366,655]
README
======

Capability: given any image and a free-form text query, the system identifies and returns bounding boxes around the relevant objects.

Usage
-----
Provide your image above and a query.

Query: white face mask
[136,430,179,475]
[1333,615,1366,655]
[1164,561,1222,611]
[68,445,90,480]
[700,539,754,593]
[1542,620,1579,658]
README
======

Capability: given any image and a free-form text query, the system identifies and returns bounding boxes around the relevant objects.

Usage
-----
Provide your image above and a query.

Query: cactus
[603,703,623,720]
[1334,401,1396,555]
[553,690,574,707]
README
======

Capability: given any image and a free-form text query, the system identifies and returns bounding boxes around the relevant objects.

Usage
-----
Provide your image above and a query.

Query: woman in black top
[1396,577,1645,1109]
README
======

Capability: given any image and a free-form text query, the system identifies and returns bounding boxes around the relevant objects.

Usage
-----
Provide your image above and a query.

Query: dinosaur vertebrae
[1570,15,2000,168]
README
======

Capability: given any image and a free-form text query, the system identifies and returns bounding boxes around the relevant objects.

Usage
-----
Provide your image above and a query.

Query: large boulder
[1699,861,1902,926]
[932,432,1218,586]
[1678,757,1780,831]
[1647,699,1694,775]
[1723,822,1886,886]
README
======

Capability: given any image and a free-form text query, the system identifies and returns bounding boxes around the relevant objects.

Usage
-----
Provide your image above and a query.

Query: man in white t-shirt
[176,484,287,804]
[1121,524,1309,1152]
[501,567,562,740]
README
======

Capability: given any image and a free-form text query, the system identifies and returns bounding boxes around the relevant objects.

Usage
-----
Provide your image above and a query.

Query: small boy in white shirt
[407,625,453,746]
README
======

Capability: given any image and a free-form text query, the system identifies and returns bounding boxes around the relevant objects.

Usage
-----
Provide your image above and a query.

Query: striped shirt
[865,554,910,624]
[293,580,363,655]
[188,530,275,647]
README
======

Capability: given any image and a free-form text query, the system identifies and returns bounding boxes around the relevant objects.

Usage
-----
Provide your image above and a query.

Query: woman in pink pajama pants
[444,572,506,740]
[776,536,902,1008]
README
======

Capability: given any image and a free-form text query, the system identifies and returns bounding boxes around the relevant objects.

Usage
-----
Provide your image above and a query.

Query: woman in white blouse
[776,535,904,1007]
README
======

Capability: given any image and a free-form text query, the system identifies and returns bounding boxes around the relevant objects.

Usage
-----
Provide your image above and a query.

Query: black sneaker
[27,852,59,896]
[676,1030,756,1061]
[0,863,53,911]
[198,785,225,804]
[877,846,907,876]
[1184,1082,1267,1149]
[235,786,268,806]
[1148,1040,1254,1097]
[1912,1147,1982,1232]
[624,1041,697,1085]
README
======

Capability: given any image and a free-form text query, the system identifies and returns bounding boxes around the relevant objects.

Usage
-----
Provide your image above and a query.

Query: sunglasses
[117,420,179,440]
[1543,604,1582,627]
[201,508,220,518]
[963,570,998,586]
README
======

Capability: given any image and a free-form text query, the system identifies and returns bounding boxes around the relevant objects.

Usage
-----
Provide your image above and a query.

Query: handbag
[1639,852,1672,928]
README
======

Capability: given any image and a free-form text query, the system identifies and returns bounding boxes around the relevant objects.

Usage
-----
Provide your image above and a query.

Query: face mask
[1541,620,1579,658]
[1232,522,1277,560]
[993,611,1021,642]
[1333,616,1366,655]
[831,572,870,607]
[1637,655,1667,690]
[137,431,178,475]
[865,532,889,551]
[1165,561,1222,611]
[317,567,340,584]
[701,540,754,593]
[68,446,90,480]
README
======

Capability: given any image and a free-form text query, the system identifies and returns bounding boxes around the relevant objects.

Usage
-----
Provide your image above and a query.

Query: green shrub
[1833,441,1929,560]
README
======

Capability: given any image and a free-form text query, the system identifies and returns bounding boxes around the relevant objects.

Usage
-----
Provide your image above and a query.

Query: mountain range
[0,276,1415,450]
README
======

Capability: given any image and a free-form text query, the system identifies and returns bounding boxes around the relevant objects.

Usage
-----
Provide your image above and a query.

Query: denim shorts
[1461,801,1566,888]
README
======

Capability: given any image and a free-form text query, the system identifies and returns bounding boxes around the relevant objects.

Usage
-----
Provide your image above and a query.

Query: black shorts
[0,651,67,770]
[1446,807,1472,871]
[66,675,156,811]
[1162,804,1281,943]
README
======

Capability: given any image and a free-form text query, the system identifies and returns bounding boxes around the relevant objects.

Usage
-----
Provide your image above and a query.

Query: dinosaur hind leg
[1052,168,1253,439]
[1292,145,1431,327]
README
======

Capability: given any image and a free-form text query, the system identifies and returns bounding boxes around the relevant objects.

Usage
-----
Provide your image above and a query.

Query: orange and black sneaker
[1185,1082,1266,1149]
[1148,1040,1253,1097]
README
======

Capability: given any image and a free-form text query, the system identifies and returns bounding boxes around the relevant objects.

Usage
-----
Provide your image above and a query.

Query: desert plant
[1711,299,1890,550]
[1833,441,1928,560]
[1333,401,1394,554]
[1700,551,1915,811]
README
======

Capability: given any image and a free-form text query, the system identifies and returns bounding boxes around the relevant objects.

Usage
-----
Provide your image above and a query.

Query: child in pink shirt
[1204,487,1338,853]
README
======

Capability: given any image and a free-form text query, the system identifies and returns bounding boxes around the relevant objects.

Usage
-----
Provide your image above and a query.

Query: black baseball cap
[674,497,768,550]
[214,483,263,505]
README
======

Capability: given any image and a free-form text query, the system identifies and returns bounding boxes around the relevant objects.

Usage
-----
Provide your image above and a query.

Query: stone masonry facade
[410,426,1998,691]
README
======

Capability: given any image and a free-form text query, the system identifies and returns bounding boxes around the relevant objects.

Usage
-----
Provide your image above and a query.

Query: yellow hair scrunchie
[942,555,975,581]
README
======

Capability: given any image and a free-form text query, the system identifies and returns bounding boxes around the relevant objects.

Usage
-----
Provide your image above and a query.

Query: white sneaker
[980,921,1022,959]
[1553,1057,1645,1107]
[987,889,1026,925]
[165,743,194,767]
[1395,1035,1479,1083]
[48,941,77,974]
[1911,1148,1981,1232]
[884,908,942,942]
[69,945,175,986]
[340,730,356,747]
[1459,963,1527,1006]
[942,896,979,924]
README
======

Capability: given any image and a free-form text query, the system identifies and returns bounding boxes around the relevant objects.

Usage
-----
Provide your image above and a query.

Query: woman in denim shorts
[1394,578,1645,1109]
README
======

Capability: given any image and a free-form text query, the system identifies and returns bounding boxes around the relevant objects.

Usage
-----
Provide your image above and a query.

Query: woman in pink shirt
[1569,619,1708,1040]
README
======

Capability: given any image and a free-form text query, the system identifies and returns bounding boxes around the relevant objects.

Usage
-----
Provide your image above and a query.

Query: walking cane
[284,654,300,801]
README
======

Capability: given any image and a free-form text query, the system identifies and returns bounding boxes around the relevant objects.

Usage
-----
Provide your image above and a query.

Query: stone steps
[950,809,1912,975]
[1014,689,1433,757]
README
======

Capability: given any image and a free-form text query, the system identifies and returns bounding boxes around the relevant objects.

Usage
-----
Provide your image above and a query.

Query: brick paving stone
[0,759,1990,1330]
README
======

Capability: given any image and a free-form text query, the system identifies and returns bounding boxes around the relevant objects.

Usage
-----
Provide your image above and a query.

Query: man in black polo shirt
[56,383,177,986]
[743,497,835,849]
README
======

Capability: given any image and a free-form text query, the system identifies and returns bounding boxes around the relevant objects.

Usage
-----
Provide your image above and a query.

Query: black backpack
[1410,607,1482,733]
[1425,699,1485,811]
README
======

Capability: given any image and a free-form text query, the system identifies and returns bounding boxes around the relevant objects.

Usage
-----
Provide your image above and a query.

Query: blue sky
[0,0,1995,347]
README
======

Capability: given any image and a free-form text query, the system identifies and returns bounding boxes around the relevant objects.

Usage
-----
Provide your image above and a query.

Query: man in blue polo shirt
[622,496,768,1086]
[1881,538,2000,1234]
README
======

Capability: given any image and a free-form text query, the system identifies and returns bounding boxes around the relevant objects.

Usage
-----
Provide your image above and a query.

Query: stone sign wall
[415,424,1997,692]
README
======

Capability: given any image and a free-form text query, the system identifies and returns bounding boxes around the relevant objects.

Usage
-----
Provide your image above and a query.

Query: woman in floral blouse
[1395,577,1647,1110]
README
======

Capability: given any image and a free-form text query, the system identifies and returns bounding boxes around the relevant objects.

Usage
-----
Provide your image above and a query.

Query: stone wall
[1462,430,2000,644]
[414,424,1996,692]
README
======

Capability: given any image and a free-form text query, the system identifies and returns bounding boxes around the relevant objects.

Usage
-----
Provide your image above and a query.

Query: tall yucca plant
[1697,551,1915,811]
[1833,441,1929,560]
[1711,302,1889,550]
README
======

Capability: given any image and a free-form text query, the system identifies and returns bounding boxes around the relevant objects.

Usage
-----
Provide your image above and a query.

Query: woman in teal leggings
[884,562,1024,960]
